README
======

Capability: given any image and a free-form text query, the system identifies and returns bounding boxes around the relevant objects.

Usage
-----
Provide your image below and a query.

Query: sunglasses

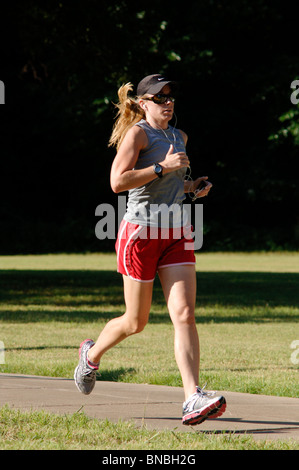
[144,93,176,105]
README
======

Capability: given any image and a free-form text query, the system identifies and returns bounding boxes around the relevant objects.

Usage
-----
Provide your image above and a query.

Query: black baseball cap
[136,74,177,96]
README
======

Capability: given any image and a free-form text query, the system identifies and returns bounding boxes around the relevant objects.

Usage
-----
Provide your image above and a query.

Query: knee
[126,321,147,336]
[173,306,196,326]
[123,315,148,336]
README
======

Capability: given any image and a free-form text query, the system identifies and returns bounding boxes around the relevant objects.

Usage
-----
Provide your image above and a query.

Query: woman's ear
[139,99,147,111]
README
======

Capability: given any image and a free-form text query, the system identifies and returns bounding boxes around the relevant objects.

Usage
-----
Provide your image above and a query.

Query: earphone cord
[144,110,195,197]
[154,112,178,151]
[151,113,195,196]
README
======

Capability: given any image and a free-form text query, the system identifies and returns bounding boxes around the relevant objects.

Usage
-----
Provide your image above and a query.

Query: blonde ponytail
[108,82,145,150]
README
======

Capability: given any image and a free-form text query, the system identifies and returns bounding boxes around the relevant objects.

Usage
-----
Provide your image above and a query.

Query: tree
[1,0,298,252]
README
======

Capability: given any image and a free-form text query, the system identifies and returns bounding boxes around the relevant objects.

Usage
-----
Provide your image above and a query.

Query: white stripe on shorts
[116,220,128,267]
[123,225,145,278]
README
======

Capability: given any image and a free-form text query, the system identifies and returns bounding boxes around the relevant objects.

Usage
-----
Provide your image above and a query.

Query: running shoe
[74,339,99,395]
[182,386,226,425]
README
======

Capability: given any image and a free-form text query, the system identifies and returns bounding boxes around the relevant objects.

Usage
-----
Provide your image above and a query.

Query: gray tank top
[123,119,188,227]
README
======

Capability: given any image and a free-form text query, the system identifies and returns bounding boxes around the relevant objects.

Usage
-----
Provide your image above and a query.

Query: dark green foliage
[1,1,298,253]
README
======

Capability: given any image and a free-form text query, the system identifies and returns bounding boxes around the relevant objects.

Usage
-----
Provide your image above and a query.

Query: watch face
[153,163,163,177]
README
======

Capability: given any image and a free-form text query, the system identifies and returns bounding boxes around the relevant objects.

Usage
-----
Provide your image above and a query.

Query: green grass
[0,405,297,450]
[0,252,298,449]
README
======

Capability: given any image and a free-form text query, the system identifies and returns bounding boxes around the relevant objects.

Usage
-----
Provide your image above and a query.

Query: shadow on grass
[97,367,136,382]
[0,270,298,323]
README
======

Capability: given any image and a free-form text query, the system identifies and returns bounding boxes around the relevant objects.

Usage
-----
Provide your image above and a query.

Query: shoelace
[184,384,217,411]
[195,384,216,397]
[82,368,96,382]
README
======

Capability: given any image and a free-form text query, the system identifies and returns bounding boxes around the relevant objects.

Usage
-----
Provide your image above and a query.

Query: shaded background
[1,0,298,254]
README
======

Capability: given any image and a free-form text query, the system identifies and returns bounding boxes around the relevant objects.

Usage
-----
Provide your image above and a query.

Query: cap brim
[145,81,177,95]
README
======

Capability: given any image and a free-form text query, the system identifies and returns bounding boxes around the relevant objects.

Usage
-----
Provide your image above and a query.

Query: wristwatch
[153,163,163,178]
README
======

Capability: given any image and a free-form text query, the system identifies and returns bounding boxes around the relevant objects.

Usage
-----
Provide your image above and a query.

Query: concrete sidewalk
[0,373,298,442]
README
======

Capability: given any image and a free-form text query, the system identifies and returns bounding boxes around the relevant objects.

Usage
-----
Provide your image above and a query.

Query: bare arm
[110,126,153,193]
[110,126,190,193]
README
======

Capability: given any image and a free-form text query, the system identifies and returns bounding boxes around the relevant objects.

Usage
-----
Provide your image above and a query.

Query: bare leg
[88,275,153,364]
[158,264,199,400]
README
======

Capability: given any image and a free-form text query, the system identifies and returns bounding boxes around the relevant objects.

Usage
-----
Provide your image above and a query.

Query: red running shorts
[115,220,196,282]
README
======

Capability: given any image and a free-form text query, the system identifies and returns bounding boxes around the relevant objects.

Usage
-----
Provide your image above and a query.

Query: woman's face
[141,84,175,125]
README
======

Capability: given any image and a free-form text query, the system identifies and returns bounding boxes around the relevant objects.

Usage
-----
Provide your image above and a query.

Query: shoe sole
[207,399,227,419]
[182,396,226,426]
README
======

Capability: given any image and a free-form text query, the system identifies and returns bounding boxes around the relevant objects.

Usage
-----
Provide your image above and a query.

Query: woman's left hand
[191,176,212,199]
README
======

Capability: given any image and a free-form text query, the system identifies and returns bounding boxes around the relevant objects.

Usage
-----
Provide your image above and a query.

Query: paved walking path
[0,373,298,441]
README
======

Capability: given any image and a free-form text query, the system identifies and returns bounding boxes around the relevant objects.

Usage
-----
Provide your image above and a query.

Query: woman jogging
[74,74,226,425]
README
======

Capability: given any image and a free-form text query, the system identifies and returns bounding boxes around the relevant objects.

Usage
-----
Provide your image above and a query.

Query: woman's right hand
[160,145,190,173]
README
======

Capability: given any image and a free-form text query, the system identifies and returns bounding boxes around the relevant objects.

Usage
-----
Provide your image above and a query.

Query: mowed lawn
[0,252,298,398]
